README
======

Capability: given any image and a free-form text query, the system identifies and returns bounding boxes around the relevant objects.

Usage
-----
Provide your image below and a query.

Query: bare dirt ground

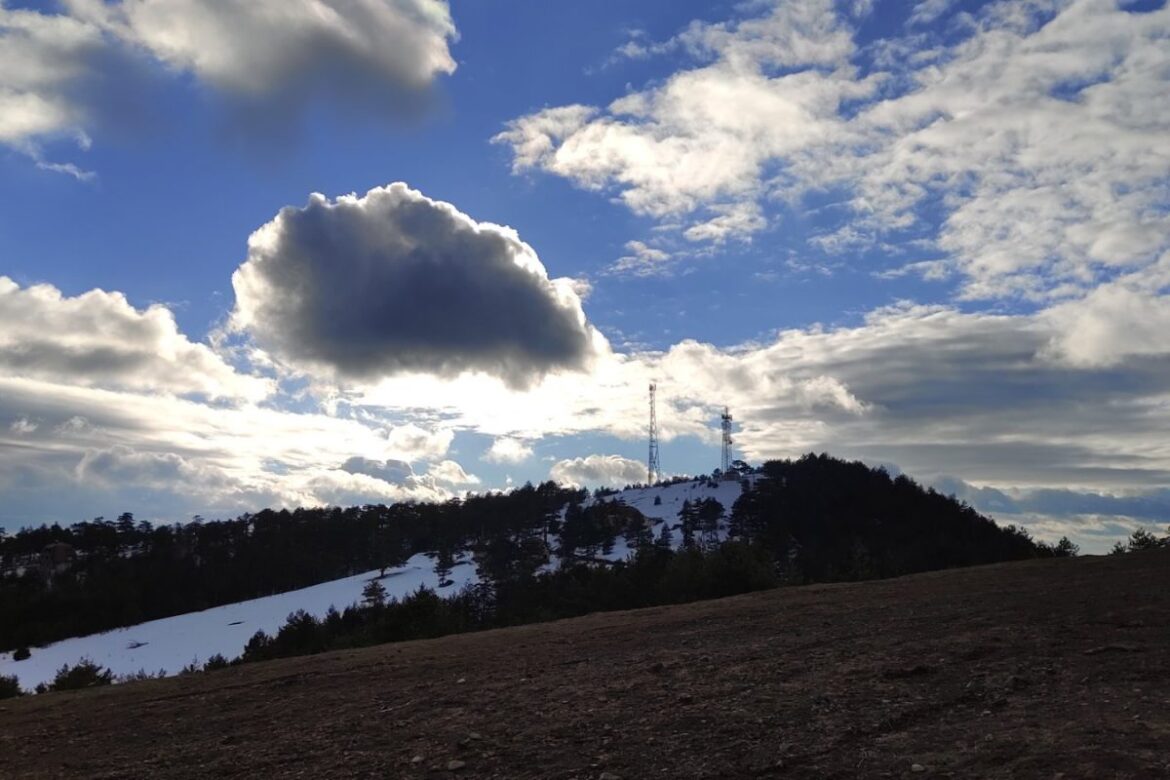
[2,551,1168,779]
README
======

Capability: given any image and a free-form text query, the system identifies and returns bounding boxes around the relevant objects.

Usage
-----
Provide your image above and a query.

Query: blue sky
[1,0,1169,551]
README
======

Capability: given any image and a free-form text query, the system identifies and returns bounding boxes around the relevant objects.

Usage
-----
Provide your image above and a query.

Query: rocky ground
[2,550,1168,779]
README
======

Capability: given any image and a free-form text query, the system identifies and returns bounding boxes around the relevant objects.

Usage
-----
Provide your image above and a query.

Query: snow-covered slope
[0,552,477,692]
[1,477,750,691]
[605,478,744,523]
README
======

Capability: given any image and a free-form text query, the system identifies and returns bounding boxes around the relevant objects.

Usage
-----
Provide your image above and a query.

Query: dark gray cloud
[232,183,600,389]
[339,456,415,485]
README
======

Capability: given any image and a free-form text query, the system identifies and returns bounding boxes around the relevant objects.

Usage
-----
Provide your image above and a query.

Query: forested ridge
[2,454,1076,659]
[1,481,581,652]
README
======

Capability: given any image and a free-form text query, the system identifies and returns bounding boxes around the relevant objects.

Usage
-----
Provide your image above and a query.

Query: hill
[2,550,1167,779]
[2,456,1062,688]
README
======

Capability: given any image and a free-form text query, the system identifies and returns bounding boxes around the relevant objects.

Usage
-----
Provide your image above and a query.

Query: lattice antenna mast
[721,406,734,474]
[648,383,661,485]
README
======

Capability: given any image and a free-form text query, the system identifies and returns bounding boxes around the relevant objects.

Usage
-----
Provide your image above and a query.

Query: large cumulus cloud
[231,183,602,389]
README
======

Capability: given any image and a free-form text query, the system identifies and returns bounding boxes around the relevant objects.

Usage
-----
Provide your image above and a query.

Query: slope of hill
[1,551,1167,779]
[0,479,743,690]
[0,552,478,691]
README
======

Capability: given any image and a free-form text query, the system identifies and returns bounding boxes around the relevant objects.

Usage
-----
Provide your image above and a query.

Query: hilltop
[2,550,1167,779]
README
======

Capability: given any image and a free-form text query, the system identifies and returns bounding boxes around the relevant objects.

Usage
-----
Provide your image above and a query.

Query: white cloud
[301,466,448,508]
[494,0,873,242]
[483,437,533,464]
[384,423,453,462]
[0,372,474,525]
[1,0,458,169]
[0,276,271,402]
[9,417,37,435]
[908,0,957,27]
[69,0,456,97]
[853,0,1170,300]
[1039,262,1170,368]
[427,459,480,487]
[607,240,674,277]
[349,291,1170,499]
[549,454,648,488]
[682,202,767,243]
[497,0,1170,300]
[0,6,110,175]
[231,183,605,390]
[4,269,1170,545]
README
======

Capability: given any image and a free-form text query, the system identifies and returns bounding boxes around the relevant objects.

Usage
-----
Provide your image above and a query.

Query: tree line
[0,481,583,652]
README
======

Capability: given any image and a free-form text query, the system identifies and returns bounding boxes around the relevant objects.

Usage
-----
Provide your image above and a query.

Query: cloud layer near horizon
[3,262,1170,551]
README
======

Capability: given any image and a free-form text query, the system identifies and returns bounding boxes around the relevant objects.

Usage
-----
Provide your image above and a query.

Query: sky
[1,0,1168,552]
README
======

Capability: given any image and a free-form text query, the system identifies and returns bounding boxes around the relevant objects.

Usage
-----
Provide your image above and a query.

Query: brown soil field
[2,551,1168,779]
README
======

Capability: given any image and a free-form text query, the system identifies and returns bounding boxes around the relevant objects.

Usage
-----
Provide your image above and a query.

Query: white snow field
[0,552,478,692]
[1,477,750,691]
[601,478,745,523]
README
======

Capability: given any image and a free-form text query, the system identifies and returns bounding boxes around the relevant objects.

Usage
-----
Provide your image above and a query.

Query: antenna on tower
[648,383,661,485]
[721,406,734,476]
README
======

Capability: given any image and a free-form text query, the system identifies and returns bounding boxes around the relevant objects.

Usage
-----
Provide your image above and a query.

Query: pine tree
[48,659,112,691]
[654,521,674,551]
[678,500,698,549]
[698,498,724,549]
[362,579,387,608]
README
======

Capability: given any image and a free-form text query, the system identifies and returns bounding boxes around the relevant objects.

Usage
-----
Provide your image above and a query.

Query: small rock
[911,763,926,773]
[447,759,467,771]
[468,732,482,741]
[410,755,424,765]
[599,773,621,780]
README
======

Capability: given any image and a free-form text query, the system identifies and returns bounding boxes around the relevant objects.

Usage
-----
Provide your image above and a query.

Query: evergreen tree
[678,500,698,549]
[697,498,724,549]
[362,579,387,608]
[46,659,113,691]
[654,521,674,551]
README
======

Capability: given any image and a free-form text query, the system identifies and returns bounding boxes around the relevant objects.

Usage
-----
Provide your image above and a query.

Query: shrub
[13,646,30,661]
[116,669,166,683]
[203,654,230,672]
[48,659,113,691]
[0,674,22,699]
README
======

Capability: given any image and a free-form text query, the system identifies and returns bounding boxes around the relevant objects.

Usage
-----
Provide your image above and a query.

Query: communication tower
[648,383,661,485]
